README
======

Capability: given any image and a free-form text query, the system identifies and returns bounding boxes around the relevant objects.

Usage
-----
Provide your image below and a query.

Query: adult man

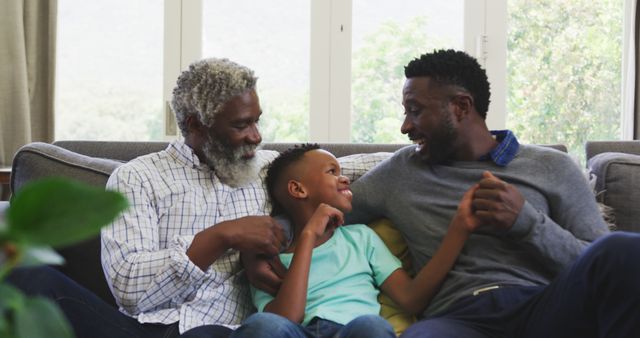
[9,58,286,338]
[347,49,640,337]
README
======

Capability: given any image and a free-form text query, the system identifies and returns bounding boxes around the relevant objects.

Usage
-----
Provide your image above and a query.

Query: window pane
[351,0,464,143]
[202,0,310,142]
[56,0,164,141]
[506,0,624,162]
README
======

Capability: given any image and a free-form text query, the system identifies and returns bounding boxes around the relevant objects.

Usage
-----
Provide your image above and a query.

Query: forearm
[187,223,233,270]
[508,199,608,271]
[264,232,315,323]
[386,221,469,314]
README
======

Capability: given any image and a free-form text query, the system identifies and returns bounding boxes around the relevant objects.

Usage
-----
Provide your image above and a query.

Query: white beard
[201,136,261,188]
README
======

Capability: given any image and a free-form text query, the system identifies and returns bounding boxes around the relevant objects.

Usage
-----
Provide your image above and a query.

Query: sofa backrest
[10,141,408,307]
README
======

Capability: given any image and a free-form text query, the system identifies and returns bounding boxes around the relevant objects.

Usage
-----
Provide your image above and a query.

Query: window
[56,0,163,141]
[202,0,311,142]
[350,0,464,143]
[55,0,632,150]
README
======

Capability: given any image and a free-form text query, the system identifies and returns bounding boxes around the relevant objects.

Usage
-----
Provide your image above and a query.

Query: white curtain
[0,0,57,166]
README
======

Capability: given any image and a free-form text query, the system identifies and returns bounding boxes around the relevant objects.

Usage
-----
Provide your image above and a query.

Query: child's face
[299,149,353,212]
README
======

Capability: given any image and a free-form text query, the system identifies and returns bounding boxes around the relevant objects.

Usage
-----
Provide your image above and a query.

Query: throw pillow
[368,218,416,336]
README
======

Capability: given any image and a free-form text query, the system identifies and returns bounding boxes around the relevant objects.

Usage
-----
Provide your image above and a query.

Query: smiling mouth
[410,138,426,152]
[339,188,353,200]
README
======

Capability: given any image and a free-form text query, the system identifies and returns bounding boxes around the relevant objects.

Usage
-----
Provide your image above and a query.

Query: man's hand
[219,216,287,256]
[187,216,286,270]
[242,253,287,296]
[472,171,525,232]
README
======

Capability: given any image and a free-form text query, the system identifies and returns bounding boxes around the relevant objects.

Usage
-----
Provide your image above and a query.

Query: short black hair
[266,143,321,216]
[405,49,491,119]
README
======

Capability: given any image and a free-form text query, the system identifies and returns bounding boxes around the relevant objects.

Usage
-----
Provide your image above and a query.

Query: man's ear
[287,180,307,199]
[451,94,474,121]
[185,115,205,134]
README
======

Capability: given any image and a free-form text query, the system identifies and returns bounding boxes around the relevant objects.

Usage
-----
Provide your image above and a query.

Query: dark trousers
[6,266,232,338]
[401,232,640,338]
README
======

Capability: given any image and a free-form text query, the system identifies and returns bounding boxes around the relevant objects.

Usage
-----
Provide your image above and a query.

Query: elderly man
[347,49,640,338]
[9,58,286,338]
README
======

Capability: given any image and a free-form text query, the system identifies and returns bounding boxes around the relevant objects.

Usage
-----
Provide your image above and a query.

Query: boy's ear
[287,180,307,199]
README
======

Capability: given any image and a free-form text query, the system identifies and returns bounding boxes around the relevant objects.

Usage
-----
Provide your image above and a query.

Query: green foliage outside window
[506,0,623,164]
[351,17,449,144]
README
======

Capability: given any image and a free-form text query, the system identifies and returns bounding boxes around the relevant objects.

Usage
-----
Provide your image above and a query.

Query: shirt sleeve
[360,225,402,287]
[101,164,210,315]
[506,151,610,273]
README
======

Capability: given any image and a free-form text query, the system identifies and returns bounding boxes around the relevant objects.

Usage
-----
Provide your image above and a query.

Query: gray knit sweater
[347,144,610,317]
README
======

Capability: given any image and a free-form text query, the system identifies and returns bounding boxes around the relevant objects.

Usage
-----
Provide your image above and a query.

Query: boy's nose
[339,175,350,185]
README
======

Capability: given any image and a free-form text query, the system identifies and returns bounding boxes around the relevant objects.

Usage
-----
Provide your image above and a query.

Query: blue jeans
[231,312,395,338]
[6,266,232,338]
[401,232,640,338]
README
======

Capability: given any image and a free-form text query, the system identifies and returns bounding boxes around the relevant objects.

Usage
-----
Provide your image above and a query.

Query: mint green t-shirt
[251,224,402,326]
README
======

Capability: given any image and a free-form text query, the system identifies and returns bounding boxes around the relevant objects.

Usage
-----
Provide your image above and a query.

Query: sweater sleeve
[505,151,610,272]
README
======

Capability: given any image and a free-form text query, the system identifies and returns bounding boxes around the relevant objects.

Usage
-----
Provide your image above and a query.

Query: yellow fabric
[368,219,416,336]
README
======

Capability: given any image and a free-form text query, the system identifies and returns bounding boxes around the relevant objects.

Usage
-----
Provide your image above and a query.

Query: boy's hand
[452,184,482,233]
[304,203,344,239]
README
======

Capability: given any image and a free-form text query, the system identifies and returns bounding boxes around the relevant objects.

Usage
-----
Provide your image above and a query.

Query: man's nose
[400,115,413,134]
[247,123,262,145]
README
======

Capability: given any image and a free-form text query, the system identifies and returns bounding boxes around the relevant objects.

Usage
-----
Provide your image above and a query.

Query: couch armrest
[588,152,640,232]
[10,142,123,307]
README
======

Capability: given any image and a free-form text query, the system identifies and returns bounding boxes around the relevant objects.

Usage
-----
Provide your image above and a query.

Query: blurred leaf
[14,296,74,338]
[0,283,25,312]
[6,178,127,248]
[19,246,65,267]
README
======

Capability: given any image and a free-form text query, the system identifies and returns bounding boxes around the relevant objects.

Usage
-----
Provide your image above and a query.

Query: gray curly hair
[171,58,257,136]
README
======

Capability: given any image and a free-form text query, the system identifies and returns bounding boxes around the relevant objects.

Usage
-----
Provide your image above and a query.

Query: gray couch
[4,140,638,308]
[7,141,406,307]
[586,141,640,233]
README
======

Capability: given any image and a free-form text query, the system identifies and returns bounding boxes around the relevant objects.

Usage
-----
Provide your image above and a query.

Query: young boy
[232,144,480,338]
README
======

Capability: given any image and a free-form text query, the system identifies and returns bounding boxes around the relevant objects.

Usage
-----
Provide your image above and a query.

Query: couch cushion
[369,218,415,336]
[588,152,640,232]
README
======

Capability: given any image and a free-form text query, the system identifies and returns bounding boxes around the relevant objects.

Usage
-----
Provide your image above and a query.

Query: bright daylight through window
[55,0,627,158]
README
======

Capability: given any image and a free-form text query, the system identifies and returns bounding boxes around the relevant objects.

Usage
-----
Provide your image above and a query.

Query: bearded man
[99,58,286,338]
[347,50,640,338]
[8,58,286,338]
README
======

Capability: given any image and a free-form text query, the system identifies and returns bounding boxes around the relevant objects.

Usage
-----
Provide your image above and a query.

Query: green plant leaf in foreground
[14,296,74,338]
[0,283,25,338]
[5,178,127,248]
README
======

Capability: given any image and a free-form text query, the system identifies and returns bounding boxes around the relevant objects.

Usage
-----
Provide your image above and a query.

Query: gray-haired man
[10,58,286,338]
